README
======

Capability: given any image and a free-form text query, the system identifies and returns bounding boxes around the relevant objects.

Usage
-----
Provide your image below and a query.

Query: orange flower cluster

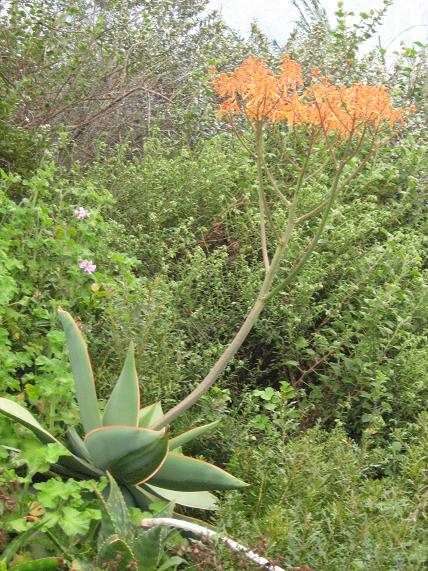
[299,80,409,137]
[212,56,303,122]
[213,56,413,136]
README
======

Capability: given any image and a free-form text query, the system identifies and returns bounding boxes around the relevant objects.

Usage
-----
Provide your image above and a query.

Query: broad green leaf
[58,309,101,433]
[52,459,103,480]
[139,401,163,428]
[169,420,219,450]
[103,342,139,427]
[146,483,218,510]
[0,398,102,478]
[67,426,91,462]
[0,398,57,445]
[61,506,93,536]
[56,452,104,480]
[148,452,248,491]
[85,426,168,485]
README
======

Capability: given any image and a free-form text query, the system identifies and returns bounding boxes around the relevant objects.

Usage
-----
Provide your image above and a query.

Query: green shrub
[221,415,428,570]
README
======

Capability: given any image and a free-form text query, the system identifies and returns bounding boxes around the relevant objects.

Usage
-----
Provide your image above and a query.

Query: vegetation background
[0,0,427,569]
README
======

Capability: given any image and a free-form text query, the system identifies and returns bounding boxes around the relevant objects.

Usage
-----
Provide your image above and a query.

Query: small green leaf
[157,557,186,571]
[103,342,140,427]
[295,336,308,349]
[61,506,93,536]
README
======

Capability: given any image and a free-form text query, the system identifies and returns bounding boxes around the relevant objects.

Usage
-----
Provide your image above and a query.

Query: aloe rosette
[0,309,246,512]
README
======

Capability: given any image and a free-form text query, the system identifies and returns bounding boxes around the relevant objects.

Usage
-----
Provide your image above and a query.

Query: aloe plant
[0,309,246,514]
[94,473,184,571]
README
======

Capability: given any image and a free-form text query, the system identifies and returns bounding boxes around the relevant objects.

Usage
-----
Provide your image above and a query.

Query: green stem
[153,186,299,430]
[153,130,373,429]
[256,122,270,272]
[268,165,343,300]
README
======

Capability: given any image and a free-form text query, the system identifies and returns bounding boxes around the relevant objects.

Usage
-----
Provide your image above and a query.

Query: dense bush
[0,0,427,569]
[222,413,428,570]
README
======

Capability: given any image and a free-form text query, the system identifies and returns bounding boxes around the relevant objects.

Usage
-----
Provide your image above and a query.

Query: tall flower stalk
[153,56,414,430]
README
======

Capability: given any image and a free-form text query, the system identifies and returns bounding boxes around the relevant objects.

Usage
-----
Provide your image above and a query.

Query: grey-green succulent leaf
[169,420,220,450]
[0,398,102,478]
[66,426,92,462]
[97,535,136,570]
[133,526,166,571]
[148,452,248,492]
[97,473,132,545]
[145,483,218,510]
[85,426,168,485]
[0,397,57,445]
[139,401,163,429]
[103,342,140,427]
[58,309,101,434]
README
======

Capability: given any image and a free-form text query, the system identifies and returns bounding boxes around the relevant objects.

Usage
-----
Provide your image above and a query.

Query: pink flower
[73,207,90,220]
[79,260,96,274]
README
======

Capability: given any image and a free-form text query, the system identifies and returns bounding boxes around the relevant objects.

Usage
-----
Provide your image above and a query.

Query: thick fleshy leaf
[148,452,248,492]
[58,452,104,479]
[103,343,139,427]
[97,473,132,546]
[85,426,168,485]
[133,526,165,571]
[0,398,57,445]
[97,535,136,570]
[58,308,101,434]
[67,426,91,462]
[169,420,219,450]
[146,483,218,510]
[105,473,131,539]
[139,401,163,428]
[129,485,159,511]
[0,398,102,478]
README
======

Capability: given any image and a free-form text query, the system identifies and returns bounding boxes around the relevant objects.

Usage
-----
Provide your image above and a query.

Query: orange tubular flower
[212,55,303,123]
[212,56,414,136]
[302,80,409,137]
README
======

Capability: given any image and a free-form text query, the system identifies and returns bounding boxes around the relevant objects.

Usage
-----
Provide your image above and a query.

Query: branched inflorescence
[212,56,414,136]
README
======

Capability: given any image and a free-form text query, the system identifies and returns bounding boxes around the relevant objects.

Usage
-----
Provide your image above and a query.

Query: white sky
[209,0,428,54]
